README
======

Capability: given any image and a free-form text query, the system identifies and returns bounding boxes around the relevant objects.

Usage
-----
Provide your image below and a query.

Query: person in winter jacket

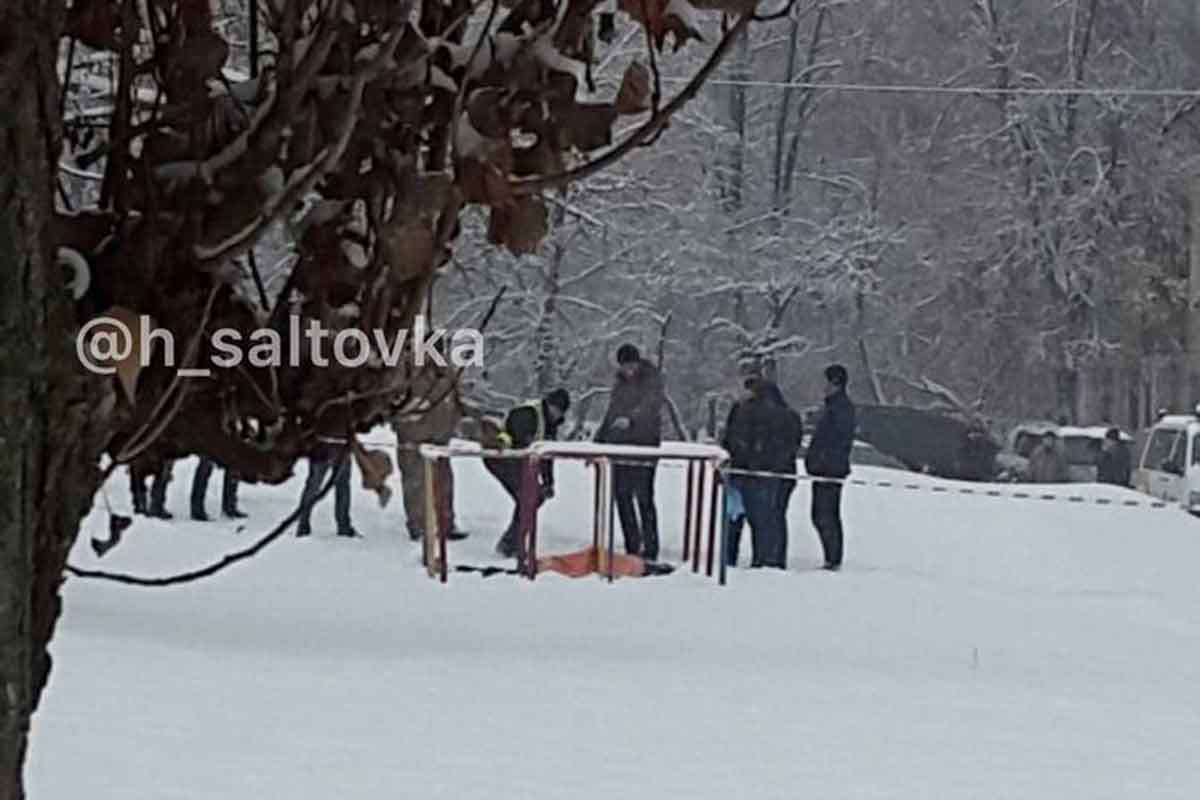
[956,419,997,481]
[804,364,856,570]
[595,344,665,560]
[485,388,570,559]
[721,378,757,566]
[1028,431,1070,483]
[721,378,802,568]
[1096,428,1132,487]
[757,380,803,566]
[392,363,469,542]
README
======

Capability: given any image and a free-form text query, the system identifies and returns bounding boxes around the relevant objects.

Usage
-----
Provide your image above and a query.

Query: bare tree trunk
[663,391,689,441]
[1,4,110,796]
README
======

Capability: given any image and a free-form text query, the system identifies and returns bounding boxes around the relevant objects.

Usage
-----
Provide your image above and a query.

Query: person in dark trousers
[130,457,173,519]
[804,364,856,571]
[721,378,757,566]
[1097,427,1132,487]
[758,380,804,564]
[485,388,570,558]
[297,443,357,538]
[956,418,997,481]
[595,344,665,560]
[190,457,245,521]
[721,378,801,568]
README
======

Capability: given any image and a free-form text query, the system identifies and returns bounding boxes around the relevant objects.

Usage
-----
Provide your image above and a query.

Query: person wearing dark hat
[1096,427,1132,487]
[804,364,856,570]
[486,388,571,558]
[722,377,803,568]
[595,343,665,560]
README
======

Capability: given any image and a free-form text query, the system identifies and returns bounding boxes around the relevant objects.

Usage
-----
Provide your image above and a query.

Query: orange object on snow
[537,546,649,579]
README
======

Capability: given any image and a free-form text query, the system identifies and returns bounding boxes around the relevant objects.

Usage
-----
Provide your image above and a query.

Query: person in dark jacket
[1096,427,1132,487]
[486,388,570,558]
[804,364,856,570]
[595,344,664,560]
[759,381,804,561]
[721,377,757,566]
[721,378,802,568]
[190,457,245,521]
[956,418,997,481]
[297,443,357,538]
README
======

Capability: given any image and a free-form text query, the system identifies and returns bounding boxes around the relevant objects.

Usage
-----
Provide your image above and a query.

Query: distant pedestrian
[721,377,757,566]
[957,418,997,481]
[595,343,665,560]
[486,389,570,559]
[190,457,245,521]
[392,363,469,542]
[721,378,801,568]
[130,456,173,519]
[1028,431,1069,483]
[1096,428,1132,487]
[804,364,856,571]
[297,443,357,538]
[756,380,803,566]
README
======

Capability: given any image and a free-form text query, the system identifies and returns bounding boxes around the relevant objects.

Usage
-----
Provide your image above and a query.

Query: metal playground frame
[417,441,730,585]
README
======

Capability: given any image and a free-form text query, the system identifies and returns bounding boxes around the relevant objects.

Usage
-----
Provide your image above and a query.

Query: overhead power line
[659,76,1200,98]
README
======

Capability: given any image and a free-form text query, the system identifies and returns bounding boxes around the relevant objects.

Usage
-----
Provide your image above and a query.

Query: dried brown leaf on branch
[65,0,125,51]
[487,196,548,255]
[351,437,394,507]
[618,0,706,51]
[557,102,618,151]
[166,29,231,94]
[616,61,651,114]
[87,306,150,406]
[378,219,437,282]
[689,0,758,11]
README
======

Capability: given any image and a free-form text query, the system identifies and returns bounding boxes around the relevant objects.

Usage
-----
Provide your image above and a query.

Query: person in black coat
[721,378,756,566]
[486,389,570,558]
[721,378,802,568]
[757,380,803,567]
[956,419,997,482]
[804,364,856,570]
[1096,427,1132,487]
[595,344,664,560]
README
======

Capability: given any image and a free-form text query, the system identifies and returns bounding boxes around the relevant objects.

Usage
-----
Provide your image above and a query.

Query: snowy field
[29,432,1200,799]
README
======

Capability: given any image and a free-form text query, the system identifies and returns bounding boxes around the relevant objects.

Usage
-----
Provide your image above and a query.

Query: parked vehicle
[1133,412,1200,513]
[997,423,1133,482]
[852,404,997,479]
[797,436,908,471]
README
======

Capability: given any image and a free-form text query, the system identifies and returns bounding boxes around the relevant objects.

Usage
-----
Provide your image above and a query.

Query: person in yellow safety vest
[484,388,570,559]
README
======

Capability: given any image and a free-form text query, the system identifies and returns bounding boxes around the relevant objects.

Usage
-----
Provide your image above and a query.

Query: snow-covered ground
[29,433,1200,798]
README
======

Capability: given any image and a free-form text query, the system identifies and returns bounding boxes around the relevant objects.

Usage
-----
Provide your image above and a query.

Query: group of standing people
[722,365,855,571]
[127,455,244,521]
[1026,427,1131,486]
[481,343,665,562]
[127,347,860,575]
[477,347,857,572]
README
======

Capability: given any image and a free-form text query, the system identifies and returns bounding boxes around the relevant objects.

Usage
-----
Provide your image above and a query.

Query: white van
[1133,413,1200,512]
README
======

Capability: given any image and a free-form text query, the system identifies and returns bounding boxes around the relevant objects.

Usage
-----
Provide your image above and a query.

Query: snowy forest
[437,0,1200,432]
[45,0,1200,438]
